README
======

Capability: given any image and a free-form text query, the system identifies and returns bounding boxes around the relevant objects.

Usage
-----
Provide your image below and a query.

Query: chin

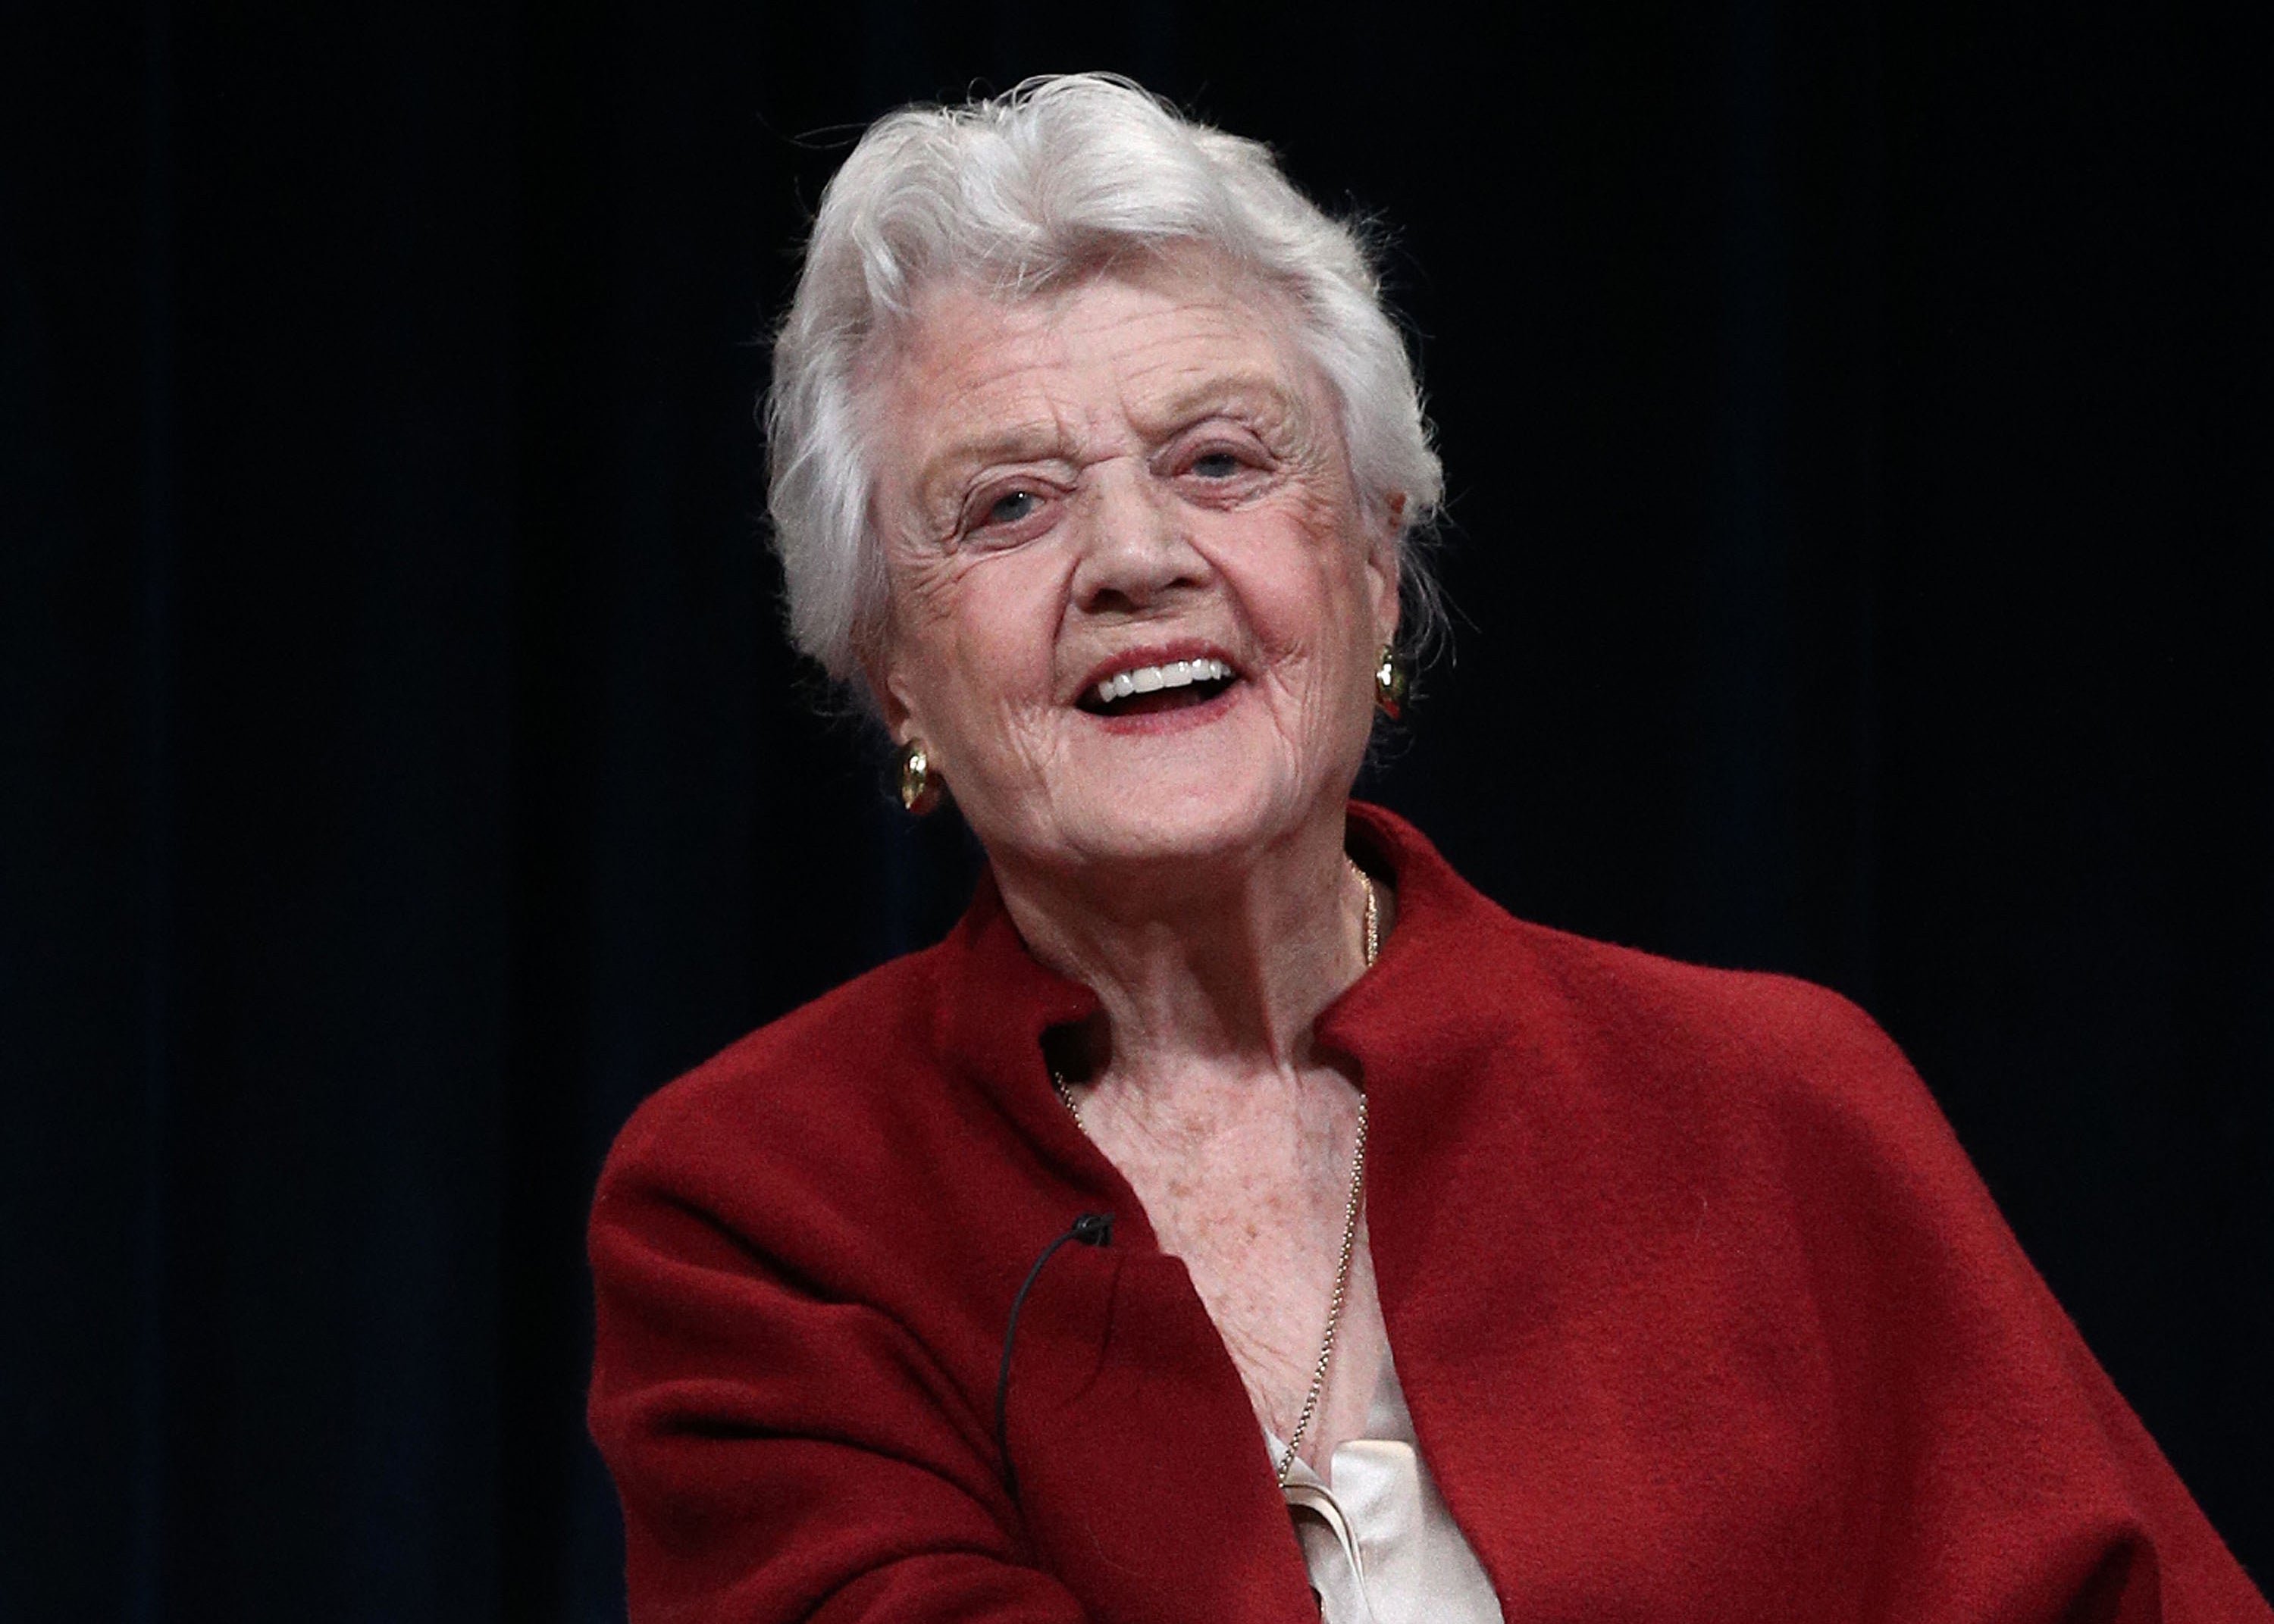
[965,699,1364,879]
[1050,774,1329,875]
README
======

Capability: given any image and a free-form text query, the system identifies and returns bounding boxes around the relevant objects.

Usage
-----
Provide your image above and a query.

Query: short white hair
[766,73,1445,687]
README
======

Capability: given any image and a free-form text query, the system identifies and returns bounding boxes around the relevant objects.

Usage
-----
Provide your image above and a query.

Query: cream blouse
[1260,1326,1504,1624]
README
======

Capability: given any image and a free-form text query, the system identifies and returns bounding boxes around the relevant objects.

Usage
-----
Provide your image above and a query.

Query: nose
[1067,462,1212,617]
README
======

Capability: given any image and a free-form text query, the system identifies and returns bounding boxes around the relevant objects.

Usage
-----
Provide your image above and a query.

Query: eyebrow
[1128,371,1305,440]
[912,421,1074,521]
[919,421,1071,485]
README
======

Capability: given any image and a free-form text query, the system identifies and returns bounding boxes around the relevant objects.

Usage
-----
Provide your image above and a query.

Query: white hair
[766,73,1446,688]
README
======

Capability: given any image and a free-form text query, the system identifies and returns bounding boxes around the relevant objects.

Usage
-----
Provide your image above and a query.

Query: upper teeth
[1095,657,1233,705]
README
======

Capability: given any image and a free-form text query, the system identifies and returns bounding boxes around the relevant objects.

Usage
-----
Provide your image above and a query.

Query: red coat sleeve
[1360,928,2274,1624]
[587,1096,1088,1624]
[1692,979,2269,1624]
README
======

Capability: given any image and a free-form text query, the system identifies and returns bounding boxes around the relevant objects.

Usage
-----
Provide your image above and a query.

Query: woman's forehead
[915,254,1289,357]
[868,261,1323,455]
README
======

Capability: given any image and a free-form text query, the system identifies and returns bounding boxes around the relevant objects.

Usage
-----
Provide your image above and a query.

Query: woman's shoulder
[1467,909,1981,1209]
[1359,799,1917,1111]
[600,942,955,1189]
[1395,847,2015,1297]
[1510,914,1911,1090]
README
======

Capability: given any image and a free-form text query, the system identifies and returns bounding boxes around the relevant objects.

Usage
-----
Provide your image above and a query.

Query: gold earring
[897,739,942,814]
[1374,644,1411,719]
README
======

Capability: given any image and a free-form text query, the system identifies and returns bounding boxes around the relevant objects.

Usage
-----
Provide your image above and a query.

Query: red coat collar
[923,800,1526,1252]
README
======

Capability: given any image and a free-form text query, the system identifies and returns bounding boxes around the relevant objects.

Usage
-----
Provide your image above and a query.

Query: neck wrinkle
[990,815,1369,1085]
[927,802,1513,1202]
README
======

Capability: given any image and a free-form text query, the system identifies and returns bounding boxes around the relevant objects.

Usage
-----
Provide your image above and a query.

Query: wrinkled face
[863,254,1400,881]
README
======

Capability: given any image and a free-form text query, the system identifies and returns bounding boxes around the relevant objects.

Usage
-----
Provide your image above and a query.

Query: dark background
[5,0,2268,1618]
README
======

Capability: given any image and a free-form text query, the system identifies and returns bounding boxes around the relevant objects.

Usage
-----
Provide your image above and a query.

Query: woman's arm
[588,1154,1089,1624]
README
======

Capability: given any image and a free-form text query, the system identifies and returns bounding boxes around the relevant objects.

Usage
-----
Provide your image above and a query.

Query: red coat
[587,803,2269,1623]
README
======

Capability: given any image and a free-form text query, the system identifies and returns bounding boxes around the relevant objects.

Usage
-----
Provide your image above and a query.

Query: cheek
[1221,514,1382,662]
[893,551,1065,723]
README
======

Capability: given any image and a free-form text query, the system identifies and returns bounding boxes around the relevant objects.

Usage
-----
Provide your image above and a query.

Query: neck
[991,811,1372,1091]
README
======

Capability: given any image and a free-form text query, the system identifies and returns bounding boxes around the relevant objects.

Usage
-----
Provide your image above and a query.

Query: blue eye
[1190,452,1242,478]
[985,490,1040,525]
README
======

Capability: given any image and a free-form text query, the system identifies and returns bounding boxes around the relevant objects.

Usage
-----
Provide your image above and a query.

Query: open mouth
[1076,656,1239,719]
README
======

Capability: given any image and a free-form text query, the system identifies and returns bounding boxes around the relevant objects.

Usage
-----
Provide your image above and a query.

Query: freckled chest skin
[863,259,1400,1468]
[1070,1059,1392,1472]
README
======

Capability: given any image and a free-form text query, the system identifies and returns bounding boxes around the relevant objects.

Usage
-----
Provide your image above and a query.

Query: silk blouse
[1267,1277,1504,1624]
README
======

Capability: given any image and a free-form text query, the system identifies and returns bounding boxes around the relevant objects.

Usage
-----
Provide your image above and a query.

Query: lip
[1070,637,1245,737]
[1071,639,1243,700]
[1082,678,1242,736]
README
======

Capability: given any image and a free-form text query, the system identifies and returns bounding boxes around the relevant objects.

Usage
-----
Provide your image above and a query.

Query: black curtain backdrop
[5,2,2268,1619]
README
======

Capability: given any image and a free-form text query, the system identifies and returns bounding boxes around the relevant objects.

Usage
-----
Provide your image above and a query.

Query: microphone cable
[994,1211,1114,1503]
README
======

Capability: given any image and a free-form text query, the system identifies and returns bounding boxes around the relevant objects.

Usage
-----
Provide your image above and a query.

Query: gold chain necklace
[1051,857,1379,1485]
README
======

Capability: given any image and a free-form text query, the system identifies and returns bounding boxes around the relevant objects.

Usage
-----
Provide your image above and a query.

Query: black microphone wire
[994,1211,1114,1503]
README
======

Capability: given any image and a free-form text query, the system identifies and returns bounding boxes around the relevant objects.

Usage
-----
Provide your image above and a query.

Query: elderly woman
[587,76,2266,1624]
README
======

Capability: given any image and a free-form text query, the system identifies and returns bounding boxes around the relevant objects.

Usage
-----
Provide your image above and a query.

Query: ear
[1366,492,1407,647]
[862,645,921,745]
